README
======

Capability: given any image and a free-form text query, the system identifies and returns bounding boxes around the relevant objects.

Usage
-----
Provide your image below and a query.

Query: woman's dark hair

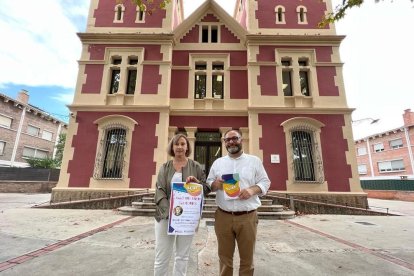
[167,133,191,157]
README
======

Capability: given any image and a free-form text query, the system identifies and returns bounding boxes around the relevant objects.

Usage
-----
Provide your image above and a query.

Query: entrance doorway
[194,132,221,175]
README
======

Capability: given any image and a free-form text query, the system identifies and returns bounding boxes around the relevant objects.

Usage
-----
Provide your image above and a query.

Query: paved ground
[0,193,413,275]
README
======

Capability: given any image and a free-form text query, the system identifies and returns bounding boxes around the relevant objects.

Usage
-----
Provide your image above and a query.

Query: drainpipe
[366,138,375,177]
[52,123,63,159]
[10,106,27,166]
[404,127,414,177]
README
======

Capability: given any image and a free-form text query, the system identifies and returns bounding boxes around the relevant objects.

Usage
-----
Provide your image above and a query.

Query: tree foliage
[26,133,66,169]
[117,0,171,15]
[319,0,414,27]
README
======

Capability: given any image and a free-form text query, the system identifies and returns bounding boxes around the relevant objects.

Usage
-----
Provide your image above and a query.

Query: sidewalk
[0,193,413,275]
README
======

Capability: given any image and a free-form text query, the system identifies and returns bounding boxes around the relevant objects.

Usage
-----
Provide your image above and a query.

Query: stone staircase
[118,193,295,220]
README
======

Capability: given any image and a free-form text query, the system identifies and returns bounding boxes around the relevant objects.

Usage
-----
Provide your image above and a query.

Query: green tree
[54,133,66,167]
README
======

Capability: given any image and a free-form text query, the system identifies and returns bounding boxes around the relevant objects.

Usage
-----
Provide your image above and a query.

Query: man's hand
[211,178,224,191]
[239,185,262,200]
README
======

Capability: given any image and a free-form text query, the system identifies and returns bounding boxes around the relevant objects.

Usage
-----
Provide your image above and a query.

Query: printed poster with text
[168,182,203,235]
[222,173,240,200]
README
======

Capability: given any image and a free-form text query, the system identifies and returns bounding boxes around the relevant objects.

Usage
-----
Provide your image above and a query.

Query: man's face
[224,131,242,154]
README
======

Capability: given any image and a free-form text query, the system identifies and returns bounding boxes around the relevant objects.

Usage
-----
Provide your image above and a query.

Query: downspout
[10,106,27,166]
[366,138,375,177]
[404,127,414,177]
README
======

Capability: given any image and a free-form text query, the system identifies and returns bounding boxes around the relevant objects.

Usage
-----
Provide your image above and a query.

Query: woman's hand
[186,176,200,183]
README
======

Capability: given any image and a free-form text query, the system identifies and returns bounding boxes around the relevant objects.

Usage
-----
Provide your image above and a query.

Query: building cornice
[68,104,170,112]
[77,33,175,44]
[247,107,355,114]
[246,35,345,46]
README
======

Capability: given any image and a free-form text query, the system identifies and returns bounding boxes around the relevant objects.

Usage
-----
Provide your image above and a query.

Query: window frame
[27,125,40,137]
[275,5,286,24]
[22,146,49,159]
[389,138,403,149]
[92,115,138,185]
[373,143,384,152]
[135,4,146,23]
[113,4,125,23]
[358,164,368,175]
[296,5,308,24]
[199,24,221,44]
[281,117,326,186]
[378,159,405,172]
[357,147,367,156]
[41,130,53,141]
[0,141,5,155]
[0,114,13,128]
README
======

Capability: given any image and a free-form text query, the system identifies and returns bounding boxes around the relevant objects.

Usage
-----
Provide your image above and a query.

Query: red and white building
[355,109,414,180]
[53,0,366,206]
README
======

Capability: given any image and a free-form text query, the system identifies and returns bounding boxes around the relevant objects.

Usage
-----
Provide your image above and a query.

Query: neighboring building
[355,109,414,180]
[0,90,68,167]
[53,0,366,207]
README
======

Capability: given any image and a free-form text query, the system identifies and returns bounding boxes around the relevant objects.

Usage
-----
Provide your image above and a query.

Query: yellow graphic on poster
[222,173,240,200]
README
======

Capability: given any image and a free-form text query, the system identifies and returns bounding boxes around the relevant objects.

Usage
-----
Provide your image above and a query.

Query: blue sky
[0,0,412,138]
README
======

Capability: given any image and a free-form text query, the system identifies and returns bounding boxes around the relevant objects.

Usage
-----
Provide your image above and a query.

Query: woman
[153,133,210,276]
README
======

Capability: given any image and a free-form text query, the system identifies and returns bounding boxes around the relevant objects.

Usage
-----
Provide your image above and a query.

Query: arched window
[136,5,146,23]
[93,116,138,180]
[281,118,325,184]
[296,6,308,24]
[113,4,125,23]
[275,6,286,24]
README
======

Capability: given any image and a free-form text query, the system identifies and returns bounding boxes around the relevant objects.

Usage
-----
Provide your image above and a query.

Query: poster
[222,173,240,200]
[168,182,204,235]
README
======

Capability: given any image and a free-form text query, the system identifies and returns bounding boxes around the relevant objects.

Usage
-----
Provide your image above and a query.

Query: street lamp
[351,118,380,125]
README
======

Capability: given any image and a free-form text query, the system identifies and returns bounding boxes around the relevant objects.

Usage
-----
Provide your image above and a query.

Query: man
[207,129,270,276]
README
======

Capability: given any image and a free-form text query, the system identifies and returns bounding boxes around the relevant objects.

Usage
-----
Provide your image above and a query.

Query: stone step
[132,202,155,209]
[118,206,295,220]
[142,197,154,203]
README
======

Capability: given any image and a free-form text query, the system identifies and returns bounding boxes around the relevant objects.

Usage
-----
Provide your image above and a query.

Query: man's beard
[226,144,242,154]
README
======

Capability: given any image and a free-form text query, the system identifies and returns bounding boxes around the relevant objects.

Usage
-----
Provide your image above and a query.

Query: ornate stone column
[239,127,250,154]
[219,127,232,156]
[185,127,197,160]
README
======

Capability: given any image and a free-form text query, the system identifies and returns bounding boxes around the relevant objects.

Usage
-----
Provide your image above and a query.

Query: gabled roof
[173,0,246,45]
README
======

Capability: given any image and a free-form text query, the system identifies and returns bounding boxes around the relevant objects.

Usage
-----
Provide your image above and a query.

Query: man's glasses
[223,136,240,143]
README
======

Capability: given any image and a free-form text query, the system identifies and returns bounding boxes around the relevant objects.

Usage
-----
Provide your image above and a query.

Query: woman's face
[173,137,188,157]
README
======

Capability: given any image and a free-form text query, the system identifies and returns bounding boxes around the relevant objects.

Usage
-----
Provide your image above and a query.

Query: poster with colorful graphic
[168,182,204,235]
[222,173,240,200]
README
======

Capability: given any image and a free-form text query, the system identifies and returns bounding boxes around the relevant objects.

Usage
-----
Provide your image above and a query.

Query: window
[282,118,325,184]
[23,147,48,159]
[278,52,315,98]
[27,125,40,136]
[292,130,316,181]
[373,143,384,152]
[136,5,146,23]
[299,59,310,96]
[195,62,207,99]
[193,59,226,99]
[389,138,403,149]
[358,164,367,174]
[297,6,308,24]
[0,114,12,128]
[95,125,127,179]
[357,147,367,156]
[105,53,141,96]
[282,60,293,96]
[200,25,219,43]
[212,63,224,99]
[275,6,285,24]
[113,4,125,23]
[378,159,405,172]
[0,141,5,155]
[42,130,53,141]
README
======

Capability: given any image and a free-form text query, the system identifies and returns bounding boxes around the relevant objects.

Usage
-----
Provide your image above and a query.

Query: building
[53,0,366,207]
[355,109,414,180]
[0,90,68,167]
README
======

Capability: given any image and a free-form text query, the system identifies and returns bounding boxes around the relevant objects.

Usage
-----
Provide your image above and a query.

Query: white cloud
[0,0,85,88]
[51,91,75,105]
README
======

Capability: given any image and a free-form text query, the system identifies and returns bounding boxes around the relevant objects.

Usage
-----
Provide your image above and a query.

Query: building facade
[0,90,67,167]
[355,109,414,180]
[53,0,366,206]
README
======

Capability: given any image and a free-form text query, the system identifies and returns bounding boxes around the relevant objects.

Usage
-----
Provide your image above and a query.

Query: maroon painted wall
[257,67,277,96]
[81,44,163,94]
[258,114,352,192]
[181,25,199,43]
[221,26,240,43]
[201,14,220,23]
[255,0,329,29]
[67,112,159,189]
[93,0,166,28]
[169,116,248,130]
